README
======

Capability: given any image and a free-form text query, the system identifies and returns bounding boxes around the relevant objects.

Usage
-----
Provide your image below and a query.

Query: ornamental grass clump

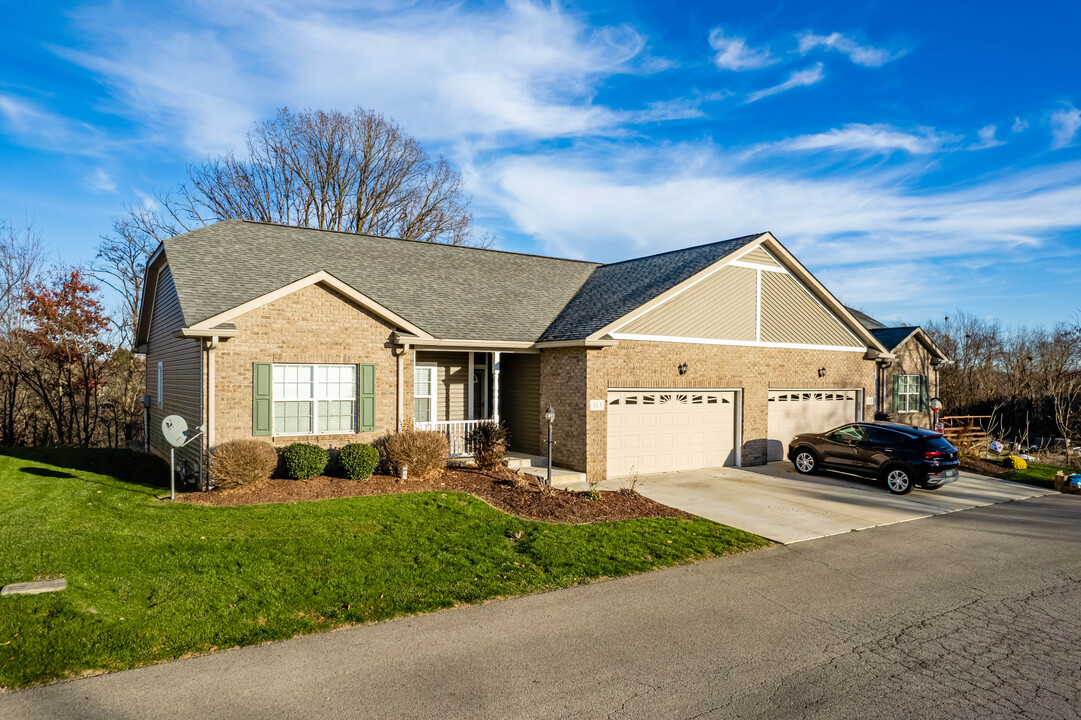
[337,443,380,480]
[466,421,508,470]
[384,430,448,480]
[211,440,278,490]
[279,442,329,480]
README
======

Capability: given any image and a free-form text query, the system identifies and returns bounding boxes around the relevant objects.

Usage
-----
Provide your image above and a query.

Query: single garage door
[607,390,737,478]
[767,389,859,462]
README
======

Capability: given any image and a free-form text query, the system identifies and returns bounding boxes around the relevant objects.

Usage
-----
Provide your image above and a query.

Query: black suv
[787,422,960,495]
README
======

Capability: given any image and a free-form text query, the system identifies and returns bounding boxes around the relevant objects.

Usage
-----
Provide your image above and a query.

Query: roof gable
[538,233,763,342]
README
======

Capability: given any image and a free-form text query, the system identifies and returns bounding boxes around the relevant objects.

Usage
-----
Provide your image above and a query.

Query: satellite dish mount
[161,415,204,500]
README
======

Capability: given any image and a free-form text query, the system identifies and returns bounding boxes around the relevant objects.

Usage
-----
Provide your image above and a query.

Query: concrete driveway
[602,462,1056,543]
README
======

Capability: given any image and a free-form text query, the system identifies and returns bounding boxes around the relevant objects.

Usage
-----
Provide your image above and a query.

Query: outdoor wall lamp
[677,362,689,375]
[818,367,827,377]
[544,405,556,488]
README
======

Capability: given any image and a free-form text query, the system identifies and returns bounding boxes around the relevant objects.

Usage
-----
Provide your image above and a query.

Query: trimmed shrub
[211,440,278,490]
[383,430,448,480]
[466,420,509,470]
[338,443,380,480]
[279,442,329,480]
[1004,455,1028,471]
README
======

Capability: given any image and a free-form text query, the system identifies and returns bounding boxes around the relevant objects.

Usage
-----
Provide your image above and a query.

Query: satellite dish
[162,415,189,448]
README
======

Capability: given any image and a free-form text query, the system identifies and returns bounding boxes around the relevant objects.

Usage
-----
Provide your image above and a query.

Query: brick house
[135,220,918,485]
[845,310,951,429]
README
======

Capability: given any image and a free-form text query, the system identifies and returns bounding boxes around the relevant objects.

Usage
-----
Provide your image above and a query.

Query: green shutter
[358,363,376,432]
[253,362,272,436]
[920,375,930,412]
[892,375,901,413]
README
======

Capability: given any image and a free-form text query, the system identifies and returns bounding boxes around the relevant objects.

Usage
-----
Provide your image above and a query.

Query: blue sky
[2,0,1080,326]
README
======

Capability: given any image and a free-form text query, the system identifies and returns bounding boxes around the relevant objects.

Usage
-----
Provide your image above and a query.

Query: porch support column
[468,351,475,420]
[492,351,501,424]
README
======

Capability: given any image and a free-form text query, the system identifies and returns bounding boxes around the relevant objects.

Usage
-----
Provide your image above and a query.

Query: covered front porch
[410,348,541,458]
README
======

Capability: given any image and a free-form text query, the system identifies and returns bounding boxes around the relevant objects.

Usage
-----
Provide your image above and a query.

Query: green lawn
[0,447,767,689]
[1001,461,1078,489]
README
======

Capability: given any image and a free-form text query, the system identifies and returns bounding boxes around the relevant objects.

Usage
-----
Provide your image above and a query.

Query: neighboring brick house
[135,220,901,485]
[847,309,951,429]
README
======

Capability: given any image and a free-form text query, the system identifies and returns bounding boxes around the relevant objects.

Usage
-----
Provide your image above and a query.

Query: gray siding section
[760,272,863,348]
[145,264,203,472]
[499,354,540,455]
[739,246,779,267]
[417,351,469,421]
[620,265,757,341]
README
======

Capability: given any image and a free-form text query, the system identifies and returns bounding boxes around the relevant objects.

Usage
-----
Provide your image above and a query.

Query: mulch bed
[960,457,1009,478]
[174,467,692,524]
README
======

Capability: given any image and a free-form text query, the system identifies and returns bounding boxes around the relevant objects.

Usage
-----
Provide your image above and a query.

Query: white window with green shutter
[893,374,926,413]
[251,363,375,437]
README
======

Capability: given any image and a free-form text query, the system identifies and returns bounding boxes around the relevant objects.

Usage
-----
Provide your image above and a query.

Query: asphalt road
[4,494,1080,719]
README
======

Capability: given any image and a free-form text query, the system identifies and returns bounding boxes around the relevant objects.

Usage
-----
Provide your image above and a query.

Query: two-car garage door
[766,389,860,462]
[606,390,737,478]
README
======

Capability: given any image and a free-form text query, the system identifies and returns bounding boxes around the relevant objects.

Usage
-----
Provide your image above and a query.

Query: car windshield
[833,425,866,442]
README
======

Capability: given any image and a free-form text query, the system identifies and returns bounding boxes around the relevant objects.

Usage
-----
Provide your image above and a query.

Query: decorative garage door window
[609,392,731,406]
[768,391,856,403]
[272,364,357,435]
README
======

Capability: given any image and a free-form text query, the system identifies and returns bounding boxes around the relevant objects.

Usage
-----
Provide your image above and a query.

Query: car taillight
[925,451,944,460]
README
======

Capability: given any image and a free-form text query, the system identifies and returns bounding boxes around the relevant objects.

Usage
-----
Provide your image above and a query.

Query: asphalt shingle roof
[162,221,600,343]
[870,326,919,351]
[538,234,762,342]
[846,307,886,331]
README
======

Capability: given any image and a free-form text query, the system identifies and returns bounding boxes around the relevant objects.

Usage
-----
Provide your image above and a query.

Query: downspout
[393,341,410,431]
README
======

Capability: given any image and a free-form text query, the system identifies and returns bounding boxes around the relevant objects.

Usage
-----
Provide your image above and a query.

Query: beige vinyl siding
[499,353,540,454]
[416,351,469,421]
[619,265,757,340]
[759,272,863,348]
[739,246,780,267]
[145,264,202,469]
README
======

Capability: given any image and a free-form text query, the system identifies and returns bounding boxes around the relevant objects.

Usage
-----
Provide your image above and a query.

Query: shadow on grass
[19,466,75,479]
[0,446,169,495]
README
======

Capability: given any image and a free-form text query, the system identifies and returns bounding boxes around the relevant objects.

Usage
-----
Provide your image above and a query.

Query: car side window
[833,425,866,443]
[867,428,899,445]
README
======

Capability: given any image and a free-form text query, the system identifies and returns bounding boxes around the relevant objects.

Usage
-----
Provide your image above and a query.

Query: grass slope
[1001,462,1077,489]
[0,448,767,689]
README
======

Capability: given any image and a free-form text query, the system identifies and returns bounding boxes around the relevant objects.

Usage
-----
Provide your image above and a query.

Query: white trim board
[609,333,868,353]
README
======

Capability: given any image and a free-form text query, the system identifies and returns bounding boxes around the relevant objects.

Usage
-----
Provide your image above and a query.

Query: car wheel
[793,449,818,475]
[884,467,914,495]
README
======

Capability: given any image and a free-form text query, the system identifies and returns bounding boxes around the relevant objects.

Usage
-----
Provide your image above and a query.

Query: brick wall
[212,283,412,450]
[540,340,876,482]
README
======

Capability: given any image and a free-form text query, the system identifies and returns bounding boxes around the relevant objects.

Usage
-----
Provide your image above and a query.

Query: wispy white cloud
[708,28,775,71]
[1012,117,1029,133]
[797,32,904,67]
[747,123,955,156]
[55,0,656,154]
[84,167,117,193]
[746,64,824,103]
[472,144,1081,309]
[0,92,108,155]
[968,124,1003,151]
[1050,105,1081,149]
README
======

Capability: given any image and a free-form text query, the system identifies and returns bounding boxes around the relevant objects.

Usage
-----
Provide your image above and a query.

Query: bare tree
[1042,323,1081,464]
[174,107,482,245]
[0,219,44,445]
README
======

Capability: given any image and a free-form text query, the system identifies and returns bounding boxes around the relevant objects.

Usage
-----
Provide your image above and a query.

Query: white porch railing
[415,419,486,457]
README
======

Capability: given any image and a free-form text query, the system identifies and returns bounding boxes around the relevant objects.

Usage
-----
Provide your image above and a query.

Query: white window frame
[157,362,164,409]
[897,375,922,413]
[271,363,357,437]
[414,364,437,423]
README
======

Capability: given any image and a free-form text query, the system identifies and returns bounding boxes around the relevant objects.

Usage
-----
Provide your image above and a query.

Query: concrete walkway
[602,462,1055,543]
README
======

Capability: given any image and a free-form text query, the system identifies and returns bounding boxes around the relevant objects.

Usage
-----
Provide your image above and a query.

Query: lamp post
[544,404,556,487]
